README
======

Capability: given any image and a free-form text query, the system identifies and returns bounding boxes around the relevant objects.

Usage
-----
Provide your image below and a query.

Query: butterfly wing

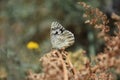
[61,30,75,48]
[50,21,75,49]
[50,21,65,49]
[51,21,65,31]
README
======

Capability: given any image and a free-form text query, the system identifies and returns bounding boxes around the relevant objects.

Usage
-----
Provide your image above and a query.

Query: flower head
[27,41,39,50]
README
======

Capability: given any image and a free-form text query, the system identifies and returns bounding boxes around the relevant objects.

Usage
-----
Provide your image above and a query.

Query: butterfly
[50,21,75,50]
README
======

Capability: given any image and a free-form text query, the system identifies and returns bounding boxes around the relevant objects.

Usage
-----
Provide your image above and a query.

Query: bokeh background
[0,0,120,80]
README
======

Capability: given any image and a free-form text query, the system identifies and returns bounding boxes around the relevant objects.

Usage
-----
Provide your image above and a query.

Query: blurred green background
[0,0,120,80]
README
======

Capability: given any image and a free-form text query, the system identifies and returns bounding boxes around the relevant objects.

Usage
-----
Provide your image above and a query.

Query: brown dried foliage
[27,50,77,80]
[27,2,120,80]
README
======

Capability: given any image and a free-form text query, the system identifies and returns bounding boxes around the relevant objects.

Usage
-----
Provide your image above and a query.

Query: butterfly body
[50,21,75,50]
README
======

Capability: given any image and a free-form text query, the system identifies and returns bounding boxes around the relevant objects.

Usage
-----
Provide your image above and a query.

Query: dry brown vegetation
[27,2,120,80]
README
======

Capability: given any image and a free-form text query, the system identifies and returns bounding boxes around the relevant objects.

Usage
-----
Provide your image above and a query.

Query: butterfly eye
[51,28,54,30]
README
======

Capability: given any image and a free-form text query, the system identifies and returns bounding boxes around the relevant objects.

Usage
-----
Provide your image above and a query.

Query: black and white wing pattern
[50,21,75,50]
